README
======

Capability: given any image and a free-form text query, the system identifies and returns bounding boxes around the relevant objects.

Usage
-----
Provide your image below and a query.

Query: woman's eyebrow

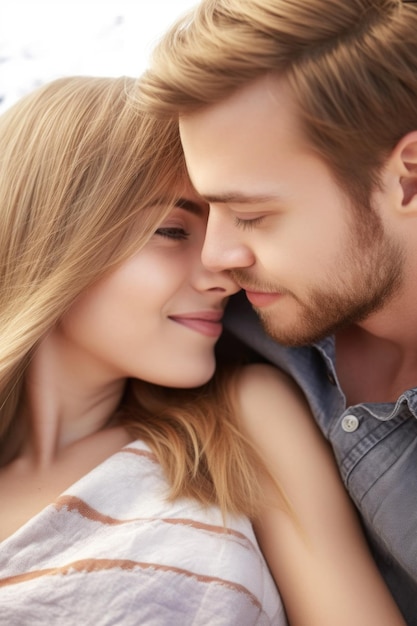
[175,197,207,215]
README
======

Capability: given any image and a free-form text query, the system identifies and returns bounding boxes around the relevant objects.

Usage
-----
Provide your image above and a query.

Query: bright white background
[0,0,198,113]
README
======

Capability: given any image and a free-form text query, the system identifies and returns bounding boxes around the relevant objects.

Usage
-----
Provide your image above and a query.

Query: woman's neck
[19,331,126,467]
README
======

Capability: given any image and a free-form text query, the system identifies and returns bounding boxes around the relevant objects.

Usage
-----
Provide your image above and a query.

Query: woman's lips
[168,311,224,337]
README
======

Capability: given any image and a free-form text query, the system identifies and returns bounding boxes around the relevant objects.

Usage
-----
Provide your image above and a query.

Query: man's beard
[231,207,404,347]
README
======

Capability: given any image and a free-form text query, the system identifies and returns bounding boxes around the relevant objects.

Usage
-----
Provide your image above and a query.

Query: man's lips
[168,311,224,337]
[244,290,283,307]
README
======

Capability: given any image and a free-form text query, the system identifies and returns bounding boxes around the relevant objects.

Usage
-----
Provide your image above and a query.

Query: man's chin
[258,315,332,347]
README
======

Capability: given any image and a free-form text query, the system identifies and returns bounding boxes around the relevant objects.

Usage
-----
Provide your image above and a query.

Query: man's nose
[201,207,255,273]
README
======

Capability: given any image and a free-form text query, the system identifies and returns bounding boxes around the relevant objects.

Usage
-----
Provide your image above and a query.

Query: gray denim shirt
[224,292,417,625]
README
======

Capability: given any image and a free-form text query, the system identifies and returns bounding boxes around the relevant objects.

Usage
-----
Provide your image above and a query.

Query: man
[140,0,417,621]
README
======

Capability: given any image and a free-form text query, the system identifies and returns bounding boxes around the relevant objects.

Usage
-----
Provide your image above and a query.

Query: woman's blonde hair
[0,76,271,518]
[140,0,417,206]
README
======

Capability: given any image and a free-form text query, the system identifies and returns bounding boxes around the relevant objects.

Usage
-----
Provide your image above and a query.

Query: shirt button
[341,414,359,433]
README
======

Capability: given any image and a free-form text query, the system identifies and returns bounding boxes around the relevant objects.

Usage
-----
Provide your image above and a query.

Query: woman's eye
[155,227,190,240]
[233,216,265,230]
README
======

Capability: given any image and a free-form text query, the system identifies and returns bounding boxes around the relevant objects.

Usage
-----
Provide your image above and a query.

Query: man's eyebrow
[175,197,207,214]
[200,192,281,204]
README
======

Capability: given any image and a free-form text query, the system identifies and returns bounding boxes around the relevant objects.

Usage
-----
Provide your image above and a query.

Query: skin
[0,190,238,541]
[179,74,417,404]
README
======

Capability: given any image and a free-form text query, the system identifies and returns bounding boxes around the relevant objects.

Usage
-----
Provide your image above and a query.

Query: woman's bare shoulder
[232,362,330,470]
[234,363,311,425]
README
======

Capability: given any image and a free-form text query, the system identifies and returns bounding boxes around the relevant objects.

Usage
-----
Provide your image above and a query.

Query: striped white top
[0,440,287,625]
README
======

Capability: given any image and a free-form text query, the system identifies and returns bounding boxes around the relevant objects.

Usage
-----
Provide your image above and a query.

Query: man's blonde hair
[140,0,417,204]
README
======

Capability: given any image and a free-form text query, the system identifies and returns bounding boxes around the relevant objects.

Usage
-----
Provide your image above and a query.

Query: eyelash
[233,216,265,230]
[155,227,190,240]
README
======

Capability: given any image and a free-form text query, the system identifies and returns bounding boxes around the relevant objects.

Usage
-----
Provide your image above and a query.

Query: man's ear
[391,131,417,211]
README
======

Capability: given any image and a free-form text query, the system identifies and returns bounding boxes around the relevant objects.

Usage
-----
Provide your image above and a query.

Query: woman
[0,76,405,626]
[0,75,281,625]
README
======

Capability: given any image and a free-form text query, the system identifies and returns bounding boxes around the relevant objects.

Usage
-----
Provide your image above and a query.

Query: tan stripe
[55,495,253,546]
[55,496,125,526]
[0,558,263,609]
[120,447,158,463]
[159,517,252,545]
